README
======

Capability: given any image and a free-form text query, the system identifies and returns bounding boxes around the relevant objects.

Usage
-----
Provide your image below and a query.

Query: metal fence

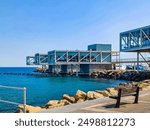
[0,85,26,113]
[112,57,150,62]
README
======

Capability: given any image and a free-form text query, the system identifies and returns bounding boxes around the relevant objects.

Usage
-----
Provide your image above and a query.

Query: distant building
[88,44,112,51]
[26,44,119,75]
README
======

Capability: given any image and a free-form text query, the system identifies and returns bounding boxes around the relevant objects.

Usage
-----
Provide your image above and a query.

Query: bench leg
[134,87,139,104]
[115,96,121,108]
[115,89,122,108]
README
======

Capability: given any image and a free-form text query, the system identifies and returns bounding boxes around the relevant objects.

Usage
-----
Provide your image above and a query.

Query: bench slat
[109,96,118,99]
[109,92,136,99]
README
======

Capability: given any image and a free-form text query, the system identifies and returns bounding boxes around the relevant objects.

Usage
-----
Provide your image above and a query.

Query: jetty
[27,44,119,76]
[0,72,50,77]
[26,25,150,75]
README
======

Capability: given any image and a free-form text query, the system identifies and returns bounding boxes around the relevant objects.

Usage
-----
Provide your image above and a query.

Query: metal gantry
[27,51,119,65]
[48,50,116,65]
[120,25,150,52]
[35,53,48,65]
[120,26,150,70]
[26,54,48,65]
[26,50,120,74]
[26,26,150,73]
[26,56,35,65]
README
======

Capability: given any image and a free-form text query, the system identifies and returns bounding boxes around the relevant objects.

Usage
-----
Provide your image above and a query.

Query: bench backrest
[117,86,139,95]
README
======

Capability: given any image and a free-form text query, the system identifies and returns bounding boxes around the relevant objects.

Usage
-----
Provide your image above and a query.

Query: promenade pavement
[40,89,150,113]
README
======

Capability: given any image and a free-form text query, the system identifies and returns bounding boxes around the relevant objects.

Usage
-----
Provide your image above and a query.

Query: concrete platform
[40,90,150,113]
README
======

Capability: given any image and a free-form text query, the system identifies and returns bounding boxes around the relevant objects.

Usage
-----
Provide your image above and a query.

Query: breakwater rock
[16,79,150,113]
[33,67,48,73]
[91,70,150,81]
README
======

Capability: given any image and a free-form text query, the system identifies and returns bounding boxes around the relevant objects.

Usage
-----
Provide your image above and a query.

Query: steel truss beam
[26,56,35,65]
[27,50,120,65]
[48,50,117,65]
[120,26,150,52]
[35,54,48,65]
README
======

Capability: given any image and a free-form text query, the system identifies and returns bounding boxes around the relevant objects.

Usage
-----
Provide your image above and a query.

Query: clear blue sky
[0,0,150,66]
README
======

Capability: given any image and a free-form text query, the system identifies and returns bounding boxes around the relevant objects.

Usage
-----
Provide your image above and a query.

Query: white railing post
[0,85,27,113]
[23,87,26,113]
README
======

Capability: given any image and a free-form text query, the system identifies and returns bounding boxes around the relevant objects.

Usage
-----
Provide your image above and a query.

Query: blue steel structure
[26,26,150,73]
[88,44,112,51]
[26,44,119,74]
[120,25,150,52]
[26,54,47,65]
[120,25,150,69]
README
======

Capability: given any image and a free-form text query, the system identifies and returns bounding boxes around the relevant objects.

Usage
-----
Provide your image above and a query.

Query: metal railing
[0,85,26,113]
[112,57,150,62]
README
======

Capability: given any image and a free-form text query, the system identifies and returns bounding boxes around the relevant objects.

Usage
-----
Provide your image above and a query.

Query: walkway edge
[40,89,150,113]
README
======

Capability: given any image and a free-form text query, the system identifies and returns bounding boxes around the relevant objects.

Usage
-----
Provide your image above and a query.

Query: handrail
[0,99,20,105]
[112,57,150,62]
[0,85,26,113]
[0,85,25,90]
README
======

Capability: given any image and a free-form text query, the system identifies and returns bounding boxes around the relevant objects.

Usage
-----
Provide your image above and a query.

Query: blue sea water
[0,67,123,113]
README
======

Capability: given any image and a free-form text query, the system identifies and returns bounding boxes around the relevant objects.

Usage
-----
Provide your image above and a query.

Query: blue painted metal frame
[120,25,150,52]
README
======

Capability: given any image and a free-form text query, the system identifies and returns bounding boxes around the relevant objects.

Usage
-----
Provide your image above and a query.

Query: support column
[56,65,59,74]
[76,64,79,77]
[137,52,140,71]
[119,52,121,70]
[48,65,53,73]
[134,62,136,70]
[70,64,74,75]
[53,65,56,73]
[113,64,116,70]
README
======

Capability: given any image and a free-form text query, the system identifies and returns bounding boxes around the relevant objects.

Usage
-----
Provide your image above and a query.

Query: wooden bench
[109,87,140,108]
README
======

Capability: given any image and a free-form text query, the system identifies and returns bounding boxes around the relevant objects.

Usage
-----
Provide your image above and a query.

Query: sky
[0,0,150,66]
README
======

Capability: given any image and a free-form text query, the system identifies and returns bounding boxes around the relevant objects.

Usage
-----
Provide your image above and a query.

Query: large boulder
[45,99,71,109]
[130,81,138,86]
[138,82,149,88]
[93,92,104,99]
[45,100,60,108]
[119,82,128,86]
[63,94,76,103]
[74,90,87,101]
[76,99,85,103]
[106,88,118,96]
[18,105,42,113]
[87,91,104,100]
[137,82,150,91]
[142,80,150,84]
[59,99,71,106]
[46,100,59,106]
[15,109,24,113]
[95,90,111,97]
[87,91,94,99]
[91,73,98,78]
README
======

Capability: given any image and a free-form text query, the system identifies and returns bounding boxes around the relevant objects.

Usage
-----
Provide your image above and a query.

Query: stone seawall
[91,70,150,81]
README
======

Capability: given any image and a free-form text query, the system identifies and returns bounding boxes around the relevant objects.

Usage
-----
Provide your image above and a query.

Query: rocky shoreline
[90,70,150,81]
[16,70,150,113]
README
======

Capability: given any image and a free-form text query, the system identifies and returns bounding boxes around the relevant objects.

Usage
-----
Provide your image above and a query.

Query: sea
[0,67,124,113]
